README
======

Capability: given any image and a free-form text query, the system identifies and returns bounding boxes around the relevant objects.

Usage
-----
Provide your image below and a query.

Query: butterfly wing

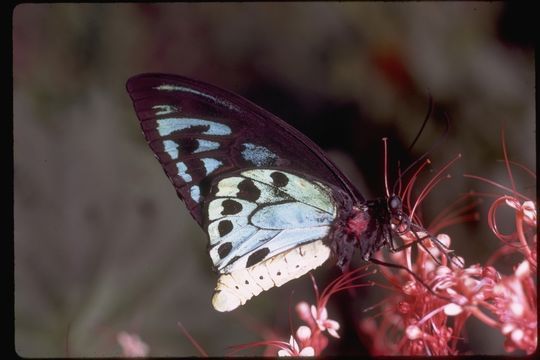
[126,74,361,311]
[207,169,336,311]
[126,73,363,225]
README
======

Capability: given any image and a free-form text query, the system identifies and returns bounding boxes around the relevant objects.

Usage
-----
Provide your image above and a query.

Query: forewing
[126,73,363,226]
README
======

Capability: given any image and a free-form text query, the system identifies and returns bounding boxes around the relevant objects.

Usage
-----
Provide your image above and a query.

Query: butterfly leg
[408,223,464,268]
[368,256,453,302]
[390,225,464,269]
[389,232,429,253]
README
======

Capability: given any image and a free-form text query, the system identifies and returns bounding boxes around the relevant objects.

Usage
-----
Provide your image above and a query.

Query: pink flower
[358,129,537,355]
[490,260,537,353]
[277,334,315,357]
[310,305,340,338]
[117,332,149,357]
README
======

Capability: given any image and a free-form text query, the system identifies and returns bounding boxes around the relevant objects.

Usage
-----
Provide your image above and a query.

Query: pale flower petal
[436,233,451,247]
[510,302,524,317]
[117,332,149,357]
[296,302,311,318]
[288,335,299,353]
[515,261,530,279]
[278,349,291,357]
[443,303,463,316]
[511,329,525,343]
[296,326,312,342]
[327,327,340,339]
[521,201,536,224]
[299,346,315,356]
[505,197,521,210]
[319,306,328,321]
[310,305,318,322]
[406,325,422,340]
[325,319,340,331]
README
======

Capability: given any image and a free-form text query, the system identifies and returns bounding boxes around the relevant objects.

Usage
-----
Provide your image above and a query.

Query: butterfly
[126,73,413,312]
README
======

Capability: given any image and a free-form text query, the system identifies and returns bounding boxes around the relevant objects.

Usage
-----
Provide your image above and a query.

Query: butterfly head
[386,194,408,230]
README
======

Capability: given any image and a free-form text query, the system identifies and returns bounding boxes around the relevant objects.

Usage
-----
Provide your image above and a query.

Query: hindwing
[205,169,337,311]
[206,169,336,272]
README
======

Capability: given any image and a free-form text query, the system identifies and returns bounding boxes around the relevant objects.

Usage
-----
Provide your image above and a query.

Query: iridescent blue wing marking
[126,74,363,226]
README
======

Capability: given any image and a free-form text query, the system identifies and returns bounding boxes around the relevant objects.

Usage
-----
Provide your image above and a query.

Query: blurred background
[13,3,534,357]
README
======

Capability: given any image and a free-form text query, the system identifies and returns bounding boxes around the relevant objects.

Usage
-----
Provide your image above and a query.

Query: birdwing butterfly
[126,73,405,311]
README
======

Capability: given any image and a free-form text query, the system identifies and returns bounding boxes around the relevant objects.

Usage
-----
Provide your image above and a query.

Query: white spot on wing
[190,185,201,203]
[152,104,178,115]
[157,118,231,136]
[202,158,223,175]
[215,177,243,197]
[176,162,192,182]
[155,84,241,112]
[162,140,179,159]
[241,143,278,166]
[194,139,220,153]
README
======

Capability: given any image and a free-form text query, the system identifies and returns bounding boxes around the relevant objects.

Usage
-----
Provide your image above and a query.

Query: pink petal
[505,197,521,210]
[327,327,340,339]
[515,261,530,279]
[325,319,340,331]
[299,347,315,356]
[296,302,311,319]
[288,336,300,352]
[522,201,536,224]
[310,305,318,321]
[436,233,451,247]
[296,326,312,342]
[443,303,463,316]
[406,325,422,340]
[319,307,328,321]
[278,349,292,357]
[117,332,149,357]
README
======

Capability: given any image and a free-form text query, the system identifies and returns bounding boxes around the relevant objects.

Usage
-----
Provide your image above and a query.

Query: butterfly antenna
[392,103,450,196]
[383,137,391,197]
[408,94,433,153]
[396,160,403,197]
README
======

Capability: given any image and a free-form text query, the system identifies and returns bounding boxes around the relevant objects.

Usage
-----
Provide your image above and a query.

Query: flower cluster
[360,232,536,354]
[275,301,340,356]
[230,266,374,356]
[357,134,537,355]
